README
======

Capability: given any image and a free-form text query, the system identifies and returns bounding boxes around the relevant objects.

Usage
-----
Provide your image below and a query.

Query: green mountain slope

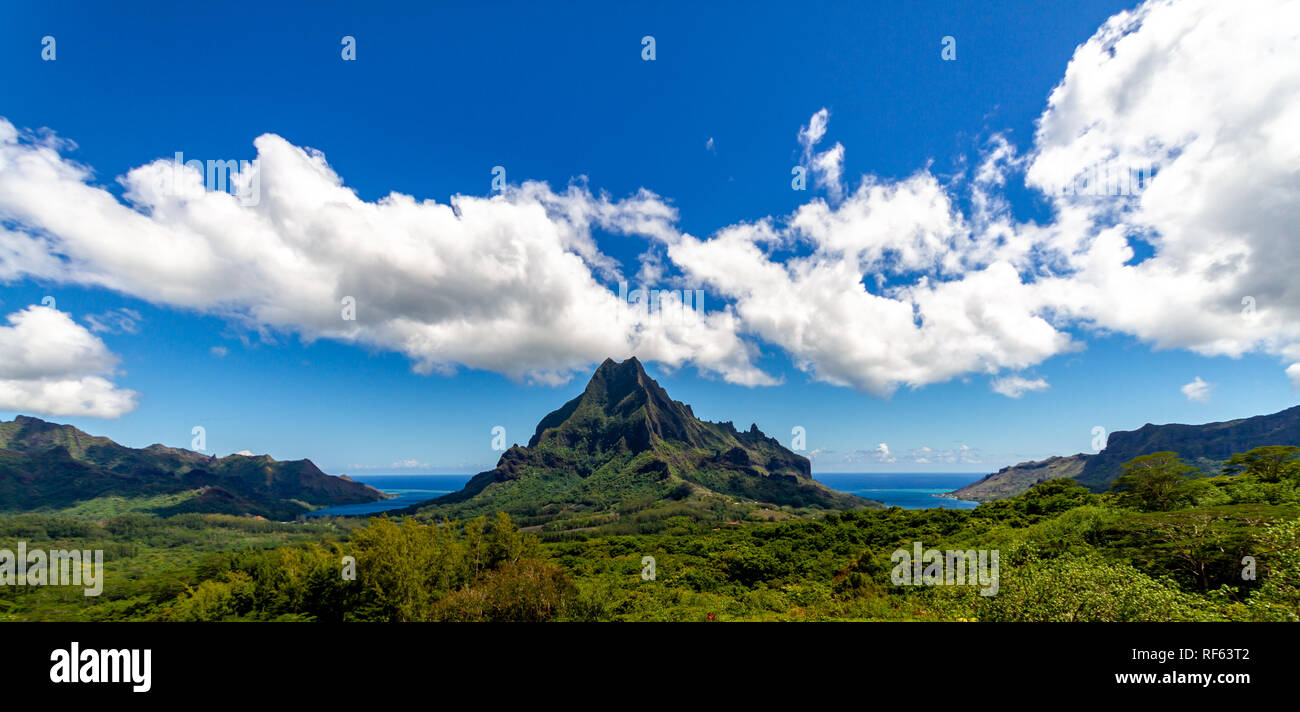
[944,455,1088,503]
[951,405,1300,501]
[415,357,878,528]
[0,415,386,518]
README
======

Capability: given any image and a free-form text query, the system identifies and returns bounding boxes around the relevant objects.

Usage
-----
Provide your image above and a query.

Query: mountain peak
[527,356,690,450]
[590,356,648,383]
[7,414,64,433]
[424,357,877,529]
[1,414,106,454]
[586,356,654,395]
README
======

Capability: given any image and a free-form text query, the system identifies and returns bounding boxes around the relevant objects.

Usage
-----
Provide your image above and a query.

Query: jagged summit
[528,356,697,452]
[417,357,878,528]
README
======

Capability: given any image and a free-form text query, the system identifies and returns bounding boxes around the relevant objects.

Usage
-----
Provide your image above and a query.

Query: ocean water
[305,475,473,517]
[812,473,983,510]
[308,471,982,517]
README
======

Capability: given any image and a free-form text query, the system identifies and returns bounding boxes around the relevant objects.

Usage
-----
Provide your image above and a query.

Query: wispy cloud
[348,459,432,471]
[84,307,142,335]
[1181,376,1213,402]
[991,375,1050,399]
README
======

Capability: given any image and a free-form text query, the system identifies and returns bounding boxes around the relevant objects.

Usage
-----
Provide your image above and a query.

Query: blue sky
[1,0,1296,474]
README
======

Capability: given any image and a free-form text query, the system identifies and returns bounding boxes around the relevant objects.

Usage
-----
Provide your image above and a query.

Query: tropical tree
[1222,445,1300,483]
[1110,452,1201,511]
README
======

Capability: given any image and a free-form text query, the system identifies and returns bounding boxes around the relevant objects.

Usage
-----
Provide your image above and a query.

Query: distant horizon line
[335,471,990,477]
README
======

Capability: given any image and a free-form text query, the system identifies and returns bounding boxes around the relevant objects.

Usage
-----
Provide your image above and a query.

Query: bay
[308,471,983,516]
[305,475,473,517]
[812,473,982,510]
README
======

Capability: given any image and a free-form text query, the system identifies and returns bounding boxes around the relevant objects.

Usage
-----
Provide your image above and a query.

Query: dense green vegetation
[2,447,1296,622]
[0,513,348,620]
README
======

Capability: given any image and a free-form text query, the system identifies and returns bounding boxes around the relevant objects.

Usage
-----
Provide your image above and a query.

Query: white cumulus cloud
[0,124,772,388]
[0,0,1296,402]
[873,442,895,463]
[0,305,138,417]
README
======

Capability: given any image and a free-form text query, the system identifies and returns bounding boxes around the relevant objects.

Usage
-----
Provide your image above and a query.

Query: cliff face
[0,415,385,518]
[1072,406,1300,489]
[420,357,877,522]
[950,405,1300,502]
[948,455,1089,502]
